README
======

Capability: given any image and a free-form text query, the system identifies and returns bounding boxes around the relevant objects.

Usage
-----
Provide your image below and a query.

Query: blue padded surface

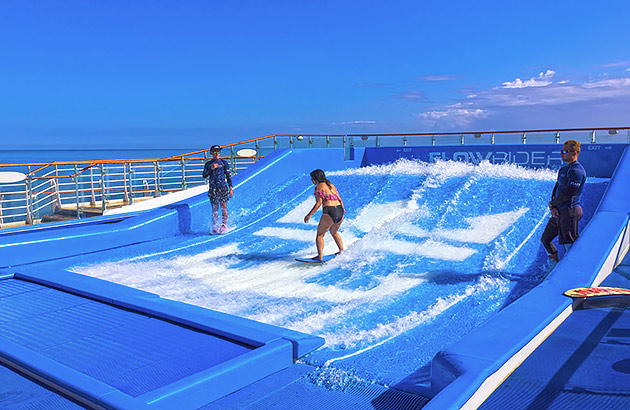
[478,255,630,410]
[0,278,254,398]
[0,363,86,409]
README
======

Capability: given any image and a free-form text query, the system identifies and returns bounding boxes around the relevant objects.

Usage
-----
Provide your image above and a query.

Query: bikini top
[316,190,340,201]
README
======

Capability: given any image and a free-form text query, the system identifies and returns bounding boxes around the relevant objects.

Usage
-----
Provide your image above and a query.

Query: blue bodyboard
[295,254,337,263]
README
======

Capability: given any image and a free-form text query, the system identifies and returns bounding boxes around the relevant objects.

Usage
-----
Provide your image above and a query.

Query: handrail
[348,126,630,137]
[1,126,628,228]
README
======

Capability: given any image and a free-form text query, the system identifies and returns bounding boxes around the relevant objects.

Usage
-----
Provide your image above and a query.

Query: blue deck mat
[0,278,254,398]
[0,363,86,409]
[479,253,630,410]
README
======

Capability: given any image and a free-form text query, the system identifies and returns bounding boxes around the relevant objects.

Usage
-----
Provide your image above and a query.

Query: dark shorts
[541,206,583,254]
[207,186,230,206]
[323,205,344,224]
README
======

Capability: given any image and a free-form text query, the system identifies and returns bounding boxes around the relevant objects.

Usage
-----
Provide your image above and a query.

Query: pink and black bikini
[316,190,344,223]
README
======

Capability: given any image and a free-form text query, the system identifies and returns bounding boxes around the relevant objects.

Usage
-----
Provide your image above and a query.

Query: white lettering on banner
[531,151,546,166]
[429,152,445,162]
[427,150,559,167]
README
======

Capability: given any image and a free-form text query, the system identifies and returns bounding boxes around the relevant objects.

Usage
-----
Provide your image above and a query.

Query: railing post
[289,135,294,148]
[255,140,260,161]
[431,135,436,145]
[343,135,347,161]
[89,168,96,206]
[522,132,527,144]
[375,135,380,147]
[273,135,278,151]
[491,133,495,144]
[129,163,135,205]
[555,131,560,144]
[460,134,465,145]
[100,164,107,213]
[230,146,236,174]
[153,161,160,197]
[180,158,187,190]
[308,135,312,148]
[25,171,33,224]
[123,163,129,203]
[403,135,407,147]
[74,164,82,219]
[591,130,596,143]
[326,135,330,148]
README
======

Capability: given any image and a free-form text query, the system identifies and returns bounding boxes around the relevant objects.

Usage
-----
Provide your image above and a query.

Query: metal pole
[289,135,294,148]
[123,163,129,203]
[180,158,186,190]
[89,167,96,206]
[255,140,260,161]
[128,163,134,205]
[375,135,380,147]
[460,134,465,145]
[154,161,160,197]
[555,131,560,144]
[274,135,278,150]
[343,135,347,161]
[591,130,596,143]
[25,170,33,224]
[522,132,527,144]
[74,164,82,219]
[101,164,107,213]
[431,135,436,145]
[326,135,330,148]
[491,133,495,144]
[231,146,236,174]
[403,135,407,147]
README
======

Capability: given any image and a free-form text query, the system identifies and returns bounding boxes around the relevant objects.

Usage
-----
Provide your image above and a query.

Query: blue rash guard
[550,161,586,211]
[202,159,232,189]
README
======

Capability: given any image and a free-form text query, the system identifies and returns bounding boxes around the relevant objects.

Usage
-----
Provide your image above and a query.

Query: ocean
[0,148,204,165]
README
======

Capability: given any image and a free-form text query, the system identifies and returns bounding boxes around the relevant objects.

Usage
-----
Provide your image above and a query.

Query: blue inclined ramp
[0,269,324,409]
[0,148,364,269]
[423,144,630,410]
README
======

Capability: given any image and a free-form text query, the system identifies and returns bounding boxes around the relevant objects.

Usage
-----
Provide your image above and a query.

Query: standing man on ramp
[202,145,233,234]
[541,140,587,263]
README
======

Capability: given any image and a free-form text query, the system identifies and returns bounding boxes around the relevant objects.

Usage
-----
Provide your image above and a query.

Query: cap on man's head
[210,145,221,152]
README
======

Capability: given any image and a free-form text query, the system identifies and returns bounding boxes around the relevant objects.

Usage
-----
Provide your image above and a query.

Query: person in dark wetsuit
[202,145,233,234]
[304,169,346,261]
[541,139,587,263]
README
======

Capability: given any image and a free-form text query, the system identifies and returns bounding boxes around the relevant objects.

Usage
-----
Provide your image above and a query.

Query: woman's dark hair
[310,169,332,189]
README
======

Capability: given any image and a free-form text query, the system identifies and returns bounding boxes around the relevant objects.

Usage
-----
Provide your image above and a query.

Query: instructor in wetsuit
[304,169,346,261]
[541,140,587,263]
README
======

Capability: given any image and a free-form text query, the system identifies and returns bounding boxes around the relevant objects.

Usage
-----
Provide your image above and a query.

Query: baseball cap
[210,145,221,152]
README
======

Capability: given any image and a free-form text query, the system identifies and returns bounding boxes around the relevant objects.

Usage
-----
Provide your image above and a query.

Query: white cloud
[414,70,630,129]
[417,108,489,126]
[335,120,377,125]
[599,61,630,68]
[418,75,458,82]
[502,70,555,88]
[393,90,426,101]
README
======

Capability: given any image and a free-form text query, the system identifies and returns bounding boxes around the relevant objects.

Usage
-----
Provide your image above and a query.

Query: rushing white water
[70,159,563,384]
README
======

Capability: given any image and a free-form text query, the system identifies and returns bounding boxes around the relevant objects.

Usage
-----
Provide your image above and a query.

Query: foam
[365,238,476,261]
[433,208,529,244]
[345,200,419,233]
[330,158,557,181]
[277,198,316,224]
[322,274,508,351]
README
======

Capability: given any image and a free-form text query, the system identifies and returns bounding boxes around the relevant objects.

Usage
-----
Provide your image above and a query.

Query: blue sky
[1,0,629,148]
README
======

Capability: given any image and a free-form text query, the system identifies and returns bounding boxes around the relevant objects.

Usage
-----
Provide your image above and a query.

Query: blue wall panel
[361,144,627,177]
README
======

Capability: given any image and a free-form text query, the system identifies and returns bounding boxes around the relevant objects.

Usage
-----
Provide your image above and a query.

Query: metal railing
[1,127,628,227]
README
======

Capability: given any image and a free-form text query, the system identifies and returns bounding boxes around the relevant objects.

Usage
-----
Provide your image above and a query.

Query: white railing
[1,127,628,227]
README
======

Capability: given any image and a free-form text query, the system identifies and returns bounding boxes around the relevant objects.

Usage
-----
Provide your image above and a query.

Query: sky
[1,0,629,148]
